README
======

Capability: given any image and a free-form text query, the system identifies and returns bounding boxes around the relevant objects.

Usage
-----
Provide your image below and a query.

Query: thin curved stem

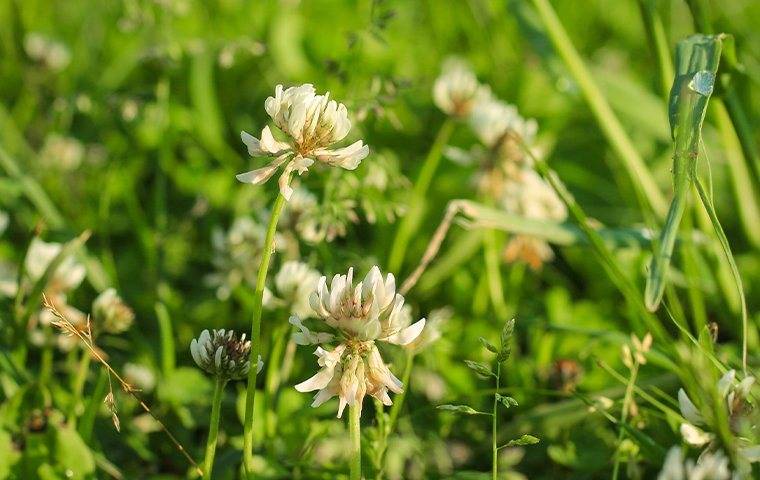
[492,363,501,480]
[243,191,288,474]
[204,377,227,480]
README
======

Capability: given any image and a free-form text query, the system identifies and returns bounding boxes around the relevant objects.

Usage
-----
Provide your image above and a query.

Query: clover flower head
[658,447,730,480]
[273,261,321,318]
[190,329,262,380]
[25,238,86,295]
[677,369,757,454]
[470,98,538,151]
[433,58,492,118]
[293,266,426,417]
[237,84,369,200]
[92,288,135,334]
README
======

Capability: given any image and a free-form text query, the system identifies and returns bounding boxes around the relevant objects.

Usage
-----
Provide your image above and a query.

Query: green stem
[68,349,92,423]
[39,347,53,386]
[387,349,414,434]
[492,363,501,480]
[204,377,227,480]
[529,0,667,217]
[155,302,175,377]
[388,119,455,273]
[349,401,362,480]
[611,362,639,480]
[483,229,508,321]
[263,322,290,443]
[637,0,674,100]
[242,191,288,474]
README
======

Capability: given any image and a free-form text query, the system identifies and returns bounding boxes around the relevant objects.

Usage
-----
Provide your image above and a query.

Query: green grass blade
[529,0,667,217]
[645,34,724,311]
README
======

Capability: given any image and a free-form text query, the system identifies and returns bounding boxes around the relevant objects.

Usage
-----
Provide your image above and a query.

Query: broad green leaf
[53,425,95,479]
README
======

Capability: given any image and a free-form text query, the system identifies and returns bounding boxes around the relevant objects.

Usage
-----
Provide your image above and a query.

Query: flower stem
[204,377,227,480]
[388,119,455,274]
[349,402,362,480]
[242,191,288,474]
[492,362,501,480]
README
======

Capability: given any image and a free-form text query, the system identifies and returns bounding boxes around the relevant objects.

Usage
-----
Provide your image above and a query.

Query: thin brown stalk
[42,294,203,477]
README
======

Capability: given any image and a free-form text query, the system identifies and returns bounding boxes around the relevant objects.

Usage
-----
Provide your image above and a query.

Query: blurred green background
[1,0,759,478]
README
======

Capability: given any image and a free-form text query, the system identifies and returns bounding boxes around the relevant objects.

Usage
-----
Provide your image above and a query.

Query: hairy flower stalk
[237,84,368,474]
[291,266,426,479]
[190,329,261,480]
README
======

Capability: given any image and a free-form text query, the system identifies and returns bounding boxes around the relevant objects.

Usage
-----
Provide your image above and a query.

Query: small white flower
[92,288,135,334]
[25,238,86,294]
[294,266,426,417]
[658,447,731,480]
[237,84,369,200]
[190,329,262,380]
[678,388,704,426]
[433,59,492,118]
[469,98,537,152]
[680,423,713,447]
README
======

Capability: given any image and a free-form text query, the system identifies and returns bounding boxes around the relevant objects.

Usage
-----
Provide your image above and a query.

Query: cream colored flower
[190,329,262,380]
[293,266,426,417]
[92,288,135,334]
[25,238,86,294]
[273,261,321,318]
[433,59,492,118]
[469,98,537,152]
[658,447,730,480]
[678,370,758,453]
[237,84,369,200]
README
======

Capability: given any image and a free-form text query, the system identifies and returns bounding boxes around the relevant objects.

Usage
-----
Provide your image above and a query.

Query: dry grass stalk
[42,294,203,477]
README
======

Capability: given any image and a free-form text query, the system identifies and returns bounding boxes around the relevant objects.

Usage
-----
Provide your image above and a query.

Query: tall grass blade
[645,34,724,311]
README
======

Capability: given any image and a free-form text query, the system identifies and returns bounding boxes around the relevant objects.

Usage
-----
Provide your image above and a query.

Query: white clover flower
[92,288,135,334]
[25,238,86,294]
[237,84,369,200]
[190,329,262,380]
[469,98,537,152]
[677,370,758,455]
[293,266,426,417]
[273,261,321,318]
[433,58,492,118]
[658,447,731,480]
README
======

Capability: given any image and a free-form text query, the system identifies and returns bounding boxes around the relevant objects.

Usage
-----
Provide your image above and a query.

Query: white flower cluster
[433,58,492,118]
[92,288,135,334]
[22,239,87,351]
[190,329,262,380]
[677,370,759,474]
[434,59,567,269]
[658,447,731,480]
[237,84,369,200]
[270,260,322,319]
[292,266,426,417]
